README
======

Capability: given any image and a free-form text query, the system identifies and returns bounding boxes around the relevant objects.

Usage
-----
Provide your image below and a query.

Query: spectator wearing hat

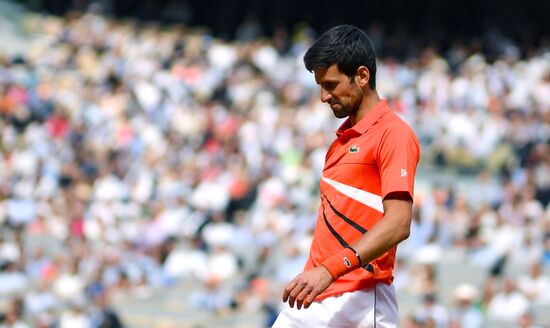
[449,283,484,328]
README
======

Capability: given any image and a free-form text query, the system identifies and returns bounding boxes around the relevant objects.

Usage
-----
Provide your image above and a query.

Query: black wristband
[345,246,363,268]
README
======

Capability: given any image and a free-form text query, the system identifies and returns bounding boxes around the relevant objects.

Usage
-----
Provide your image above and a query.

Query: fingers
[283,270,329,310]
[282,277,299,302]
[295,285,313,310]
[303,289,319,309]
[286,284,318,310]
[284,279,315,310]
[288,281,304,308]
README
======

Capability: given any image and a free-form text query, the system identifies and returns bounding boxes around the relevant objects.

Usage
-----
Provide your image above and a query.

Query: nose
[320,88,332,103]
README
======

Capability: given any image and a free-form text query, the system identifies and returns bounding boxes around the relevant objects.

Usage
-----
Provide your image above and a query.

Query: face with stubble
[314,64,364,119]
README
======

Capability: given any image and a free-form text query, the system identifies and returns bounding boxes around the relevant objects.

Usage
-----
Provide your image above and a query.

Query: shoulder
[375,112,421,158]
[378,112,418,142]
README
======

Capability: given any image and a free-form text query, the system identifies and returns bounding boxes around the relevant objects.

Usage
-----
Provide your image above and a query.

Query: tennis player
[273,24,421,327]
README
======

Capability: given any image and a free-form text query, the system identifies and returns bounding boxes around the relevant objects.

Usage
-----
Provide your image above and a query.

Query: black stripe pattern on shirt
[321,201,350,248]
[320,197,375,273]
[321,192,367,234]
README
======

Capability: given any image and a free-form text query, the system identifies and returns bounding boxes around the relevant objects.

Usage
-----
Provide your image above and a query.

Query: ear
[355,66,370,88]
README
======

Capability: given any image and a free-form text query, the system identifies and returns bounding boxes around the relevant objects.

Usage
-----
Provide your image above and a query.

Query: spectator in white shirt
[487,277,529,322]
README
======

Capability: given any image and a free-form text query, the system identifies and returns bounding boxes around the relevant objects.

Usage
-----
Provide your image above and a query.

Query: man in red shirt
[273,25,421,327]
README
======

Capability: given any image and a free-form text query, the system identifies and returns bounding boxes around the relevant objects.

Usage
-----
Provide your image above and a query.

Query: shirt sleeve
[376,122,421,200]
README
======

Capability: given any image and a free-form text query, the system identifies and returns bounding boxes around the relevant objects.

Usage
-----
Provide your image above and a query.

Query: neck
[349,91,381,126]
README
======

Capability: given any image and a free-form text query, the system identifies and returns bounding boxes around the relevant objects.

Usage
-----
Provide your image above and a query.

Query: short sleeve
[377,123,420,200]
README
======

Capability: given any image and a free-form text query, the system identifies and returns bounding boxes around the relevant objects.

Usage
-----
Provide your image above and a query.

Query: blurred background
[0,0,549,327]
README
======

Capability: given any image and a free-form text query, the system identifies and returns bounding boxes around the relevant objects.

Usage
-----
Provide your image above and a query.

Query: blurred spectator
[518,311,544,328]
[413,293,449,328]
[449,283,484,328]
[188,277,232,313]
[517,262,550,305]
[0,298,28,328]
[89,292,123,328]
[487,278,530,322]
[58,299,91,328]
[24,278,57,316]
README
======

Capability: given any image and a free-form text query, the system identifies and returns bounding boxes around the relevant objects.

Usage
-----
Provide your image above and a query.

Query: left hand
[282,265,334,310]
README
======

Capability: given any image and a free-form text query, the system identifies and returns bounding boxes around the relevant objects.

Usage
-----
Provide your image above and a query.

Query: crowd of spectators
[0,8,549,327]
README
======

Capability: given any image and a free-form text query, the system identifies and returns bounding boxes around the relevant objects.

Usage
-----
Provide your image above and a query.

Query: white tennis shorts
[272,283,398,328]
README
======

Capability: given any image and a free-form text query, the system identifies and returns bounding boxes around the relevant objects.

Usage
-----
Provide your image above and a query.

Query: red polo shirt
[304,100,421,300]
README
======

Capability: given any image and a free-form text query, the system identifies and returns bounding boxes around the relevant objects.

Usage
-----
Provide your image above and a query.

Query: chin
[333,111,349,119]
[331,106,350,118]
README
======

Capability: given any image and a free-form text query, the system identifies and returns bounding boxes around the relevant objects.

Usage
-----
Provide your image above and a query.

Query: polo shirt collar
[336,99,390,140]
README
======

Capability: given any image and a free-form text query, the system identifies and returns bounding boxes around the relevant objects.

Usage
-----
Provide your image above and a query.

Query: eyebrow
[316,78,339,85]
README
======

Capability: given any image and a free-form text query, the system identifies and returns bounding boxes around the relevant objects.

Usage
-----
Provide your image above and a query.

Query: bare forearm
[352,198,412,265]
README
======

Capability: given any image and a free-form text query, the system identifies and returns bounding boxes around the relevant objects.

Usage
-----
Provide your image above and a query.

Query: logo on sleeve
[349,145,360,153]
[401,169,408,177]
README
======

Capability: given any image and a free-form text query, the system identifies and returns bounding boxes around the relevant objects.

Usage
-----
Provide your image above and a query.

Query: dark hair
[304,25,377,90]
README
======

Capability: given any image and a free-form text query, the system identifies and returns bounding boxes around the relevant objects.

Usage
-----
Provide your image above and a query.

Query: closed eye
[321,82,337,91]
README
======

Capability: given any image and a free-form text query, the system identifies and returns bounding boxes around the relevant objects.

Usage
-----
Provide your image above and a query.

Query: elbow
[396,217,411,243]
[399,227,410,242]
